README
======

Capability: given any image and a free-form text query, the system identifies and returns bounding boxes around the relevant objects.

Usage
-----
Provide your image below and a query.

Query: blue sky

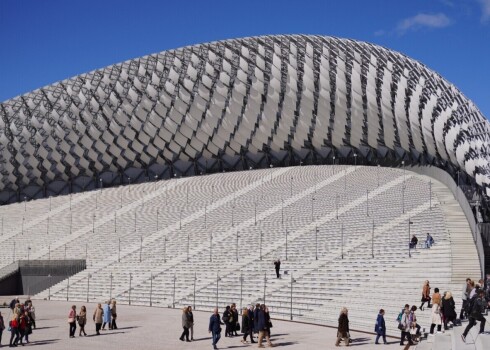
[0,0,489,118]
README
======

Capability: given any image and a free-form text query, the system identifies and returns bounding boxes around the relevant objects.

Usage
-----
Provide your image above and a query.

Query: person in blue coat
[375,309,387,344]
[208,308,224,350]
[102,301,112,330]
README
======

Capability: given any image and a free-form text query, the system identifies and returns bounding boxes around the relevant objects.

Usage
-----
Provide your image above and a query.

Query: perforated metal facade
[0,35,488,200]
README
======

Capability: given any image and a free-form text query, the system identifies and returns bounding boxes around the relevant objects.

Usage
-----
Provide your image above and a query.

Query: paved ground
[0,298,414,349]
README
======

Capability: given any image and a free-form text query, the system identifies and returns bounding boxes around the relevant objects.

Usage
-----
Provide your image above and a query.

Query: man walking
[209,308,223,350]
[274,259,281,278]
[460,278,472,320]
[461,289,487,342]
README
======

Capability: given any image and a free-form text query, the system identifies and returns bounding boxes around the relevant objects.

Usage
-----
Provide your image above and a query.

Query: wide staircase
[0,165,481,338]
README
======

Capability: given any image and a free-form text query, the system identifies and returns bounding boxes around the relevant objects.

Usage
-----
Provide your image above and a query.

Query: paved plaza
[0,298,414,349]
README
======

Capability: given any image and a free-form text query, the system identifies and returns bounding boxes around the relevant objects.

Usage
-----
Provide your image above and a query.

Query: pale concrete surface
[0,299,416,350]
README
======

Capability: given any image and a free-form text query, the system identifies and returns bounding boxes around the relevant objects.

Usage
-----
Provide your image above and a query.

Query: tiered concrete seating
[0,166,480,337]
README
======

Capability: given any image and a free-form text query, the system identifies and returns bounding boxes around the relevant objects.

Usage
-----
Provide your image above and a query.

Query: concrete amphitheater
[0,35,489,349]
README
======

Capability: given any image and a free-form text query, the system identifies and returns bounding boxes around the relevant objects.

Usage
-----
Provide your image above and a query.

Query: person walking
[400,307,414,346]
[78,306,87,336]
[208,308,224,350]
[0,311,5,346]
[19,310,32,344]
[93,303,103,335]
[231,303,239,336]
[102,300,112,330]
[110,300,118,330]
[223,305,233,337]
[9,310,20,347]
[432,288,442,306]
[374,309,387,344]
[420,280,431,311]
[241,307,251,344]
[461,289,487,342]
[247,305,256,343]
[460,278,472,320]
[336,307,350,347]
[188,306,194,341]
[257,304,273,348]
[274,259,281,278]
[441,291,457,330]
[68,305,77,338]
[27,302,36,329]
[179,306,191,342]
[430,302,442,334]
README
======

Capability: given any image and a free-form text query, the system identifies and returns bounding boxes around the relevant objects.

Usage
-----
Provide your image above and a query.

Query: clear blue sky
[1,0,489,118]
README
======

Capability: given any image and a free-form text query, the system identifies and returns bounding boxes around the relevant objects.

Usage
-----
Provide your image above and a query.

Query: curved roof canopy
[0,34,489,197]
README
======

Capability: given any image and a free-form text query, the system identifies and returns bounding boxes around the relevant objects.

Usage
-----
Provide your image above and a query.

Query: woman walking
[110,300,118,330]
[93,303,103,335]
[335,307,350,347]
[441,291,457,330]
[430,303,442,334]
[78,306,87,336]
[375,309,387,344]
[179,306,191,342]
[102,300,112,330]
[223,305,232,337]
[68,305,77,338]
[420,280,431,311]
[241,307,251,344]
[188,306,194,341]
[9,310,20,347]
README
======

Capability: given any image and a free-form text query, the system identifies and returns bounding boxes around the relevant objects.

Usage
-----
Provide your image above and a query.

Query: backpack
[9,299,16,309]
[396,310,403,322]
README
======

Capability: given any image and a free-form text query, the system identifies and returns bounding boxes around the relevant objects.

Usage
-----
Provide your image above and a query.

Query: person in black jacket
[274,259,281,278]
[441,291,457,330]
[246,305,256,343]
[231,303,239,336]
[223,305,233,337]
[241,308,251,344]
[461,289,487,342]
[375,309,387,344]
[336,307,350,346]
[253,303,260,334]
[257,304,273,347]
[208,308,224,350]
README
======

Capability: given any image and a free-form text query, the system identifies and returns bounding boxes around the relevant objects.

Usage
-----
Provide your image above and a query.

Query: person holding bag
[78,306,87,336]
[68,305,77,338]
[374,309,387,344]
[420,280,431,311]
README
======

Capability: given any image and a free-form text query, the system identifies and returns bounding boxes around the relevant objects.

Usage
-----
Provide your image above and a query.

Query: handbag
[68,317,75,323]
[397,323,404,331]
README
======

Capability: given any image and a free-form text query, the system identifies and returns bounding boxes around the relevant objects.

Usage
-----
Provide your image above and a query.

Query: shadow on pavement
[26,338,61,346]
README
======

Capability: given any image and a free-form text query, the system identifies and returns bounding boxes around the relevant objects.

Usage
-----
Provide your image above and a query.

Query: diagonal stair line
[0,191,95,243]
[171,174,413,306]
[43,167,291,296]
[112,167,360,300]
[32,177,193,260]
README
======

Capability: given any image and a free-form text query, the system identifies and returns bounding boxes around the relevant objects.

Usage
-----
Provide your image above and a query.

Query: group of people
[1,297,36,347]
[409,233,434,249]
[68,299,118,338]
[206,303,274,349]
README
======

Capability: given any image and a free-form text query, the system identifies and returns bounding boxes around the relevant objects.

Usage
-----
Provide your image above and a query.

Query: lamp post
[22,217,24,235]
[47,216,49,235]
[281,199,284,225]
[24,196,27,211]
[332,156,336,173]
[134,211,137,232]
[315,226,319,260]
[154,175,158,191]
[48,244,51,260]
[27,246,31,261]
[164,237,167,263]
[371,220,375,258]
[353,153,357,166]
[254,201,257,226]
[120,190,123,208]
[114,212,117,233]
[110,273,113,300]
[311,195,315,222]
[118,238,121,262]
[408,218,414,258]
[429,180,432,210]
[336,194,339,220]
[290,273,296,321]
[64,243,67,259]
[139,235,143,263]
[263,273,267,304]
[204,205,207,228]
[290,176,293,196]
[48,274,52,300]
[193,273,197,310]
[187,232,190,262]
[128,177,131,191]
[86,273,91,302]
[186,185,189,207]
[156,208,159,231]
[259,231,263,261]
[92,213,95,233]
[366,190,369,216]
[285,229,288,261]
[66,277,70,301]
[344,169,347,192]
[231,202,235,227]
[99,178,103,190]
[239,273,244,313]
[149,273,154,307]
[129,273,133,305]
[402,183,405,214]
[49,196,52,211]
[377,164,380,187]
[216,273,221,308]
[85,243,87,261]
[211,185,214,203]
[341,222,344,259]
[236,230,240,262]
[209,233,212,262]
